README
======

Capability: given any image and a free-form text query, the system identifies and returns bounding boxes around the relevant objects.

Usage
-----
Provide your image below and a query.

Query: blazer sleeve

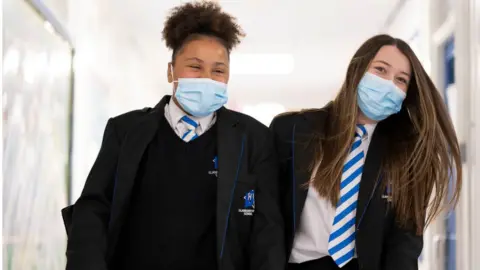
[382,215,423,270]
[248,127,287,270]
[66,119,121,270]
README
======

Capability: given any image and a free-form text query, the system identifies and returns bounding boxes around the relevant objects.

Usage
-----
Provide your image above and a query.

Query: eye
[189,65,200,69]
[374,66,386,73]
[396,77,409,84]
[214,69,225,74]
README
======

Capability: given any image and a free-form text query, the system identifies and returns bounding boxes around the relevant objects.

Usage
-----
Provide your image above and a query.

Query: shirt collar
[363,123,377,139]
[167,101,215,132]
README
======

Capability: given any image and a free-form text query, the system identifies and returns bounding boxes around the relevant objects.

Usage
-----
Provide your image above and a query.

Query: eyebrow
[185,57,227,67]
[373,60,411,78]
[185,57,203,63]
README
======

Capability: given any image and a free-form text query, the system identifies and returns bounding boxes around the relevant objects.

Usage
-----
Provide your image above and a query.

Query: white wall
[384,0,431,70]
[67,0,168,201]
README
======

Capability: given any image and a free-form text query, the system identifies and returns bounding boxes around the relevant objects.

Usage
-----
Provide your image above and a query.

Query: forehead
[177,37,228,62]
[373,45,411,74]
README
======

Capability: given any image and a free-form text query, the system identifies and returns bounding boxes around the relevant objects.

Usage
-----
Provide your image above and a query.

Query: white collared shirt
[289,124,377,263]
[164,101,217,139]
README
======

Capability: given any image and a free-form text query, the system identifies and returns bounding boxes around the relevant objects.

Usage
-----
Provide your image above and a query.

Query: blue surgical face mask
[173,77,228,117]
[357,72,406,121]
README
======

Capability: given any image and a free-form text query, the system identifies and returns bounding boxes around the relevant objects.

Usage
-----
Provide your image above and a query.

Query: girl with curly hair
[64,2,285,270]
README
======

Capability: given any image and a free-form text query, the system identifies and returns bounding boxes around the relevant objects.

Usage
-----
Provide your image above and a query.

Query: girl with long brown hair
[271,34,462,270]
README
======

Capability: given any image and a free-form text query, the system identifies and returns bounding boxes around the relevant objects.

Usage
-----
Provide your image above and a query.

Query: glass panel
[2,0,73,269]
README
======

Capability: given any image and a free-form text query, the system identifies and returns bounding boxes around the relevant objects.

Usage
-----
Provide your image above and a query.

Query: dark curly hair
[162,1,245,60]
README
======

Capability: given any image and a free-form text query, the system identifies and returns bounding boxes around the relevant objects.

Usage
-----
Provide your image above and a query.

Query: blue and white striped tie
[181,115,199,142]
[328,124,367,267]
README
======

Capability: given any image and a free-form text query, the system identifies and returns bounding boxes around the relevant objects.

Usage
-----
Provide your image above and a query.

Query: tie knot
[181,115,198,131]
[355,125,367,138]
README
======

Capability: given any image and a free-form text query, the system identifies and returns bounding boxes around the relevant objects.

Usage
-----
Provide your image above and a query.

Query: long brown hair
[310,34,462,234]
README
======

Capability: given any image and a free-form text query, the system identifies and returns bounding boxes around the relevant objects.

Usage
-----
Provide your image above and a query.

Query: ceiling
[69,0,401,109]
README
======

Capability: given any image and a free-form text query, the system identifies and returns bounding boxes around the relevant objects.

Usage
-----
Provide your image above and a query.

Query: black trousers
[288,256,359,270]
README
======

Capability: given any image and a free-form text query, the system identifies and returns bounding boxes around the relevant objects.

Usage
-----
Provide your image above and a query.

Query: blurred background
[1,0,479,269]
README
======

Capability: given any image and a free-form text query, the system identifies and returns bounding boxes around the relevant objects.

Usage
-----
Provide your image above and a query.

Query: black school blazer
[269,104,422,270]
[62,95,285,270]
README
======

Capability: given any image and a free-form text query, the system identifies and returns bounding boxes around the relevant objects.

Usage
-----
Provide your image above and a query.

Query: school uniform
[62,95,285,270]
[270,103,423,270]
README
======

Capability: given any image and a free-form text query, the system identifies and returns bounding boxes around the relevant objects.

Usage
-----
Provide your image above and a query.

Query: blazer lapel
[215,108,242,259]
[107,96,169,255]
[292,108,330,232]
[356,123,387,229]
[292,122,315,231]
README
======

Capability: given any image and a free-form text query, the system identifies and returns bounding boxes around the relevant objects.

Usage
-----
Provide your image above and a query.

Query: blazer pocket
[232,175,256,247]
[235,175,256,217]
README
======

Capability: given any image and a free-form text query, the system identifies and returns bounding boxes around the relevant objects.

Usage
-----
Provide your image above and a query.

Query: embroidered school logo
[244,190,255,208]
[239,190,255,216]
[208,156,218,177]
